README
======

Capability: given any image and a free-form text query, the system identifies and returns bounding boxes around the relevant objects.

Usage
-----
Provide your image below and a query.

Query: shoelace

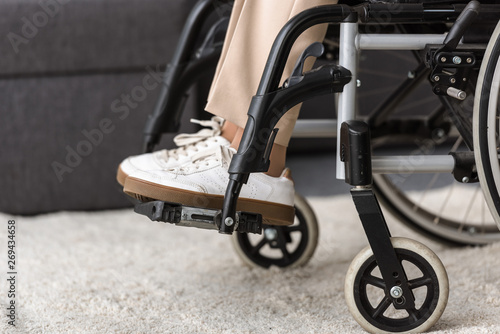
[176,146,236,173]
[159,116,224,162]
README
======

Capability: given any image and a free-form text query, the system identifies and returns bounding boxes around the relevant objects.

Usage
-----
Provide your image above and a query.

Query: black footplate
[134,201,262,234]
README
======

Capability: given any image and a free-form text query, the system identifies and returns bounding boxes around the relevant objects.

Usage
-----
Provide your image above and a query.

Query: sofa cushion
[0,0,208,215]
[1,0,197,75]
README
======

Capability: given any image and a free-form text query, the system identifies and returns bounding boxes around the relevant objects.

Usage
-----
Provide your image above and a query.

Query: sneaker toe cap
[120,151,168,175]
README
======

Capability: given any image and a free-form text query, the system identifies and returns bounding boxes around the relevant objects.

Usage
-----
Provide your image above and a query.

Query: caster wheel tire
[232,193,319,268]
[345,237,449,334]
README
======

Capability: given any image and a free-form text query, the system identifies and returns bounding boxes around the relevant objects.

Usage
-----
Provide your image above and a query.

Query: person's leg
[116,1,245,186]
[220,121,238,143]
[229,127,287,177]
[206,0,334,176]
[123,0,335,225]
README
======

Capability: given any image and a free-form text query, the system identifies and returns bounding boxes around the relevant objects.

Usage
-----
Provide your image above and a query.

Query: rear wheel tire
[373,168,500,246]
[474,20,500,227]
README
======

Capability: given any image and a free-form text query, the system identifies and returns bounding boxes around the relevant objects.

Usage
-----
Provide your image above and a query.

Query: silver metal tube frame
[335,26,449,179]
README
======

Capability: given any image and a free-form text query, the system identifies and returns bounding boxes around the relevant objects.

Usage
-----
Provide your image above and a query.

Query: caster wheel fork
[341,121,449,333]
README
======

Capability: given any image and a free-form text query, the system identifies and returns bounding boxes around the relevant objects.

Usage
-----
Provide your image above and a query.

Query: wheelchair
[129,0,500,332]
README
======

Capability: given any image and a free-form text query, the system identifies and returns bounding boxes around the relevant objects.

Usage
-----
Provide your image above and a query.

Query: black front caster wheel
[345,237,449,334]
[231,194,318,268]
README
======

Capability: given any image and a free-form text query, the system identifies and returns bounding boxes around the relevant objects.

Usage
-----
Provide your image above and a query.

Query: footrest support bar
[134,201,262,234]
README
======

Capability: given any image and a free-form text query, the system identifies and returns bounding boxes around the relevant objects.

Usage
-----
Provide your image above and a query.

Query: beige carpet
[1,195,500,333]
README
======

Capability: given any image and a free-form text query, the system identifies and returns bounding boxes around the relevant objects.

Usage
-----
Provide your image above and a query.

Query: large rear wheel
[372,119,500,245]
[474,20,500,227]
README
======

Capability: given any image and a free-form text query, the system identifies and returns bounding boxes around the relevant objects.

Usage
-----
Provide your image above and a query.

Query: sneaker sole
[124,176,295,226]
[117,166,128,186]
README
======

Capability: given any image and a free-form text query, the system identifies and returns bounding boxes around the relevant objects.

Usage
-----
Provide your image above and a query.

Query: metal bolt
[452,56,462,64]
[407,71,415,79]
[440,56,447,63]
[450,77,456,84]
[264,228,278,241]
[433,75,440,82]
[224,217,234,226]
[356,79,361,87]
[466,57,472,63]
[462,176,470,183]
[447,87,466,100]
[434,128,445,139]
[390,286,403,299]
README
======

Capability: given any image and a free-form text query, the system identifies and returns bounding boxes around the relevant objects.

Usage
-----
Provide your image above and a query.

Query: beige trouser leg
[206,0,335,147]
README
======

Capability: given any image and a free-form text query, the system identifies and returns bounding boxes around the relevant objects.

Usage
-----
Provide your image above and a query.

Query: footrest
[133,201,262,234]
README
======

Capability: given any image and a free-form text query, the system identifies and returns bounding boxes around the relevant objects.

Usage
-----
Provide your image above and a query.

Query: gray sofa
[1,0,432,215]
[1,0,200,214]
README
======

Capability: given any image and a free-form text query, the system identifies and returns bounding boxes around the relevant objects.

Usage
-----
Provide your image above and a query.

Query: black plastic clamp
[340,120,372,186]
[450,151,479,183]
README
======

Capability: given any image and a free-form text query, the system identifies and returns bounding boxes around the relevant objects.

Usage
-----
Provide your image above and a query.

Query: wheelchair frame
[338,24,455,177]
[132,1,500,332]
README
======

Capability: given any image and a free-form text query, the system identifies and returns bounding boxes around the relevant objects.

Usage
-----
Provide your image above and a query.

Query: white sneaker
[117,116,230,185]
[123,146,295,226]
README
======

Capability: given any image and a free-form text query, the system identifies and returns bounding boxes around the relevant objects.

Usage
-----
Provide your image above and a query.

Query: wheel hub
[264,228,278,241]
[390,286,403,298]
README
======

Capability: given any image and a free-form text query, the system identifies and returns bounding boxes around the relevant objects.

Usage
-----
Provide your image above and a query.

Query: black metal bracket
[450,151,479,183]
[356,1,500,24]
[425,44,485,150]
[142,0,233,153]
[196,16,230,59]
[428,49,477,97]
[219,4,355,234]
[342,120,416,310]
[229,64,351,176]
[425,1,481,101]
[340,121,372,186]
[350,189,416,310]
[134,200,262,234]
[219,64,351,234]
[283,42,325,88]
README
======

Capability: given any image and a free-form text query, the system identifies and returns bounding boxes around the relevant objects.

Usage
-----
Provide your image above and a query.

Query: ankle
[220,121,238,142]
[265,143,286,177]
[230,127,244,151]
